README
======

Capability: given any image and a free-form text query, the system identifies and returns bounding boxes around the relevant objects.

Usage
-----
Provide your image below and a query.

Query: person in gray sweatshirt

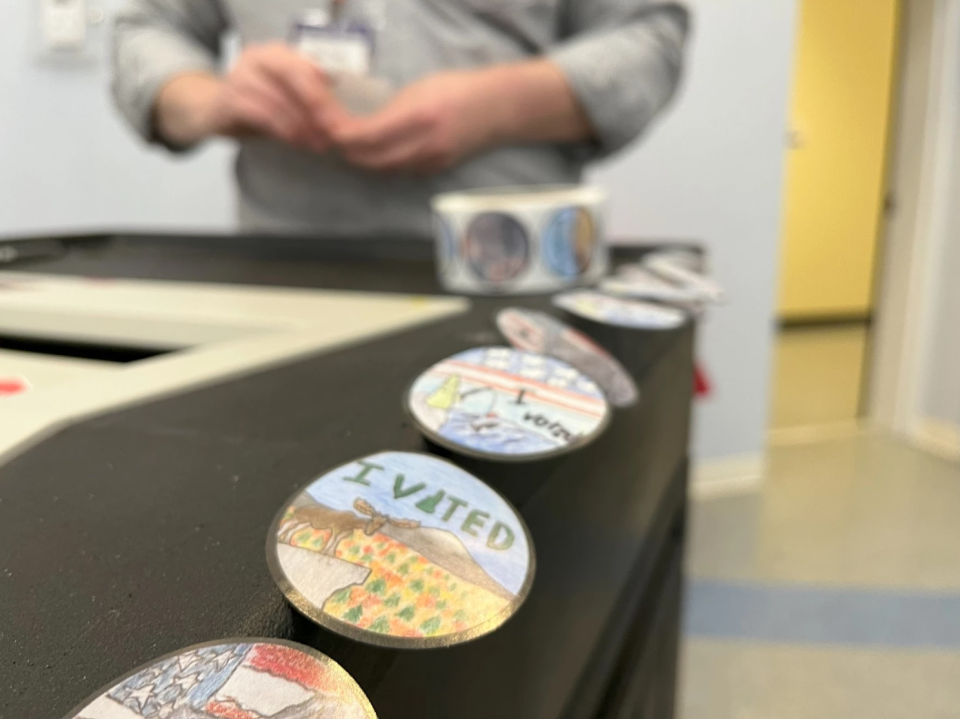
[112,0,689,234]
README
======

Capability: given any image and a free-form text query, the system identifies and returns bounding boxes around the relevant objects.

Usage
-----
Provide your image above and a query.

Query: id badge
[292,11,376,76]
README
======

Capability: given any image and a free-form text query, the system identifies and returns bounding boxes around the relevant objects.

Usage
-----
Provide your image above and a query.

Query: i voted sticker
[407,347,610,460]
[553,290,687,330]
[601,265,705,304]
[643,253,725,303]
[496,308,638,408]
[63,639,376,719]
[267,452,534,649]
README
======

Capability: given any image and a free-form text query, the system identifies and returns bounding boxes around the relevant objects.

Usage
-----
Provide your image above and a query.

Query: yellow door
[778,0,901,320]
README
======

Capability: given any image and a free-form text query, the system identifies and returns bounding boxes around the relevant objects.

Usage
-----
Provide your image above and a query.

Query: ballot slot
[0,334,168,364]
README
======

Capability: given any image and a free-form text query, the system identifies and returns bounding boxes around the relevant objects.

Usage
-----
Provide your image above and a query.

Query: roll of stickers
[432,185,608,295]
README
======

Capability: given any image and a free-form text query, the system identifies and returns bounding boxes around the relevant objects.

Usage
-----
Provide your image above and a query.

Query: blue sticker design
[542,207,596,279]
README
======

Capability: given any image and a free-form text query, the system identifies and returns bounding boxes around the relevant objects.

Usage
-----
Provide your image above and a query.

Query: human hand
[156,44,347,150]
[328,69,508,173]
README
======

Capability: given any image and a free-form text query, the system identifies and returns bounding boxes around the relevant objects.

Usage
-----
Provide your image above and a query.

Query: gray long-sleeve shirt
[112,0,689,234]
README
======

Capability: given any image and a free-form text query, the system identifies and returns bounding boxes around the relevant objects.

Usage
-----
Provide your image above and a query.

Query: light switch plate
[40,0,87,52]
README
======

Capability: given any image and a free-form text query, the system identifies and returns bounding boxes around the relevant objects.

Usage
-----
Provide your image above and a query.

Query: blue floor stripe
[684,579,960,650]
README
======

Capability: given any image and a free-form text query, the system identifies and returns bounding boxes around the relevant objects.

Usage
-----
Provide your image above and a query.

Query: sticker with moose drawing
[407,347,610,460]
[267,452,535,649]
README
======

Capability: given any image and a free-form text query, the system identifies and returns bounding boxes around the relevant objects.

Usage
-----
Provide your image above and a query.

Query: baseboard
[767,420,864,447]
[910,419,960,461]
[690,453,765,499]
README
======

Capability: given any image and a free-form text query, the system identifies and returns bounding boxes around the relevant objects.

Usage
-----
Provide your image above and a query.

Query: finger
[342,133,430,171]
[331,93,431,150]
[233,74,314,146]
[331,122,425,167]
[227,89,302,145]
[256,50,342,147]
[254,47,333,119]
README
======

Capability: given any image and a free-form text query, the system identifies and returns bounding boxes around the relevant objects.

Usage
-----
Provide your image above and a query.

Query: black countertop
[0,234,693,719]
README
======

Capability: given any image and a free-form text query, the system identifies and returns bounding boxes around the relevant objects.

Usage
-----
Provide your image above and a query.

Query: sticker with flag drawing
[65,639,376,719]
[496,307,638,408]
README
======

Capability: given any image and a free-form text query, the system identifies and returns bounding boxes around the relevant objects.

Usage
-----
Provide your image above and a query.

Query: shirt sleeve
[111,0,228,144]
[549,1,690,156]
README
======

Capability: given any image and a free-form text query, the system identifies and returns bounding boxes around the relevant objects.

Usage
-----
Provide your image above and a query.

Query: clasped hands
[194,44,508,173]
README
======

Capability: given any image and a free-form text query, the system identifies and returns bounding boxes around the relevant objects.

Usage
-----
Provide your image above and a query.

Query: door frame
[868,0,960,458]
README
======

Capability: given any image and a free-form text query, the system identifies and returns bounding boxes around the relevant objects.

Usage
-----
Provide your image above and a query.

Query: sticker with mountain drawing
[63,639,376,719]
[406,347,610,459]
[267,452,535,649]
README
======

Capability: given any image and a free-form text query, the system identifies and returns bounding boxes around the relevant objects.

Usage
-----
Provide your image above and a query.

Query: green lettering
[342,460,383,486]
[487,522,515,551]
[461,510,490,537]
[393,473,426,499]
[416,490,446,514]
[441,495,468,522]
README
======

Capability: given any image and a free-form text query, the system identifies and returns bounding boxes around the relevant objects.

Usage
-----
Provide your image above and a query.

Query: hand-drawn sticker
[406,347,610,460]
[464,212,531,283]
[496,308,638,408]
[553,290,687,330]
[542,206,596,279]
[643,253,725,303]
[267,452,535,649]
[62,639,376,719]
[601,265,705,304]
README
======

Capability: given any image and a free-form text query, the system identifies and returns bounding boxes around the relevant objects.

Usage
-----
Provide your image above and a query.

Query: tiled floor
[680,433,960,718]
[770,325,868,430]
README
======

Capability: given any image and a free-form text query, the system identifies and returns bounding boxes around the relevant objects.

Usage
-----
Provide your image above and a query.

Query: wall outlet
[40,0,87,52]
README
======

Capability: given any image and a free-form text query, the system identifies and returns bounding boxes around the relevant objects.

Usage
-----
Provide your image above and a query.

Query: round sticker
[601,266,705,304]
[464,213,531,283]
[496,308,638,408]
[406,347,610,459]
[542,207,596,278]
[553,290,687,330]
[643,248,704,273]
[644,253,725,303]
[267,452,534,649]
[62,639,376,719]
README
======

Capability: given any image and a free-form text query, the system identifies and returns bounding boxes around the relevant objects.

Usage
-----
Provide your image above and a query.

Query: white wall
[0,0,235,237]
[0,0,798,464]
[592,0,797,461]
